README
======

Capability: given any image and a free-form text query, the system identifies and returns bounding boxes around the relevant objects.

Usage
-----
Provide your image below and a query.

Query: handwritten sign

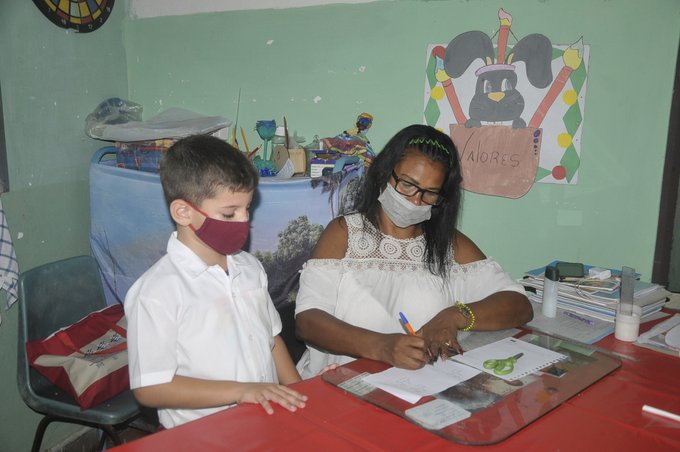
[450,125,541,198]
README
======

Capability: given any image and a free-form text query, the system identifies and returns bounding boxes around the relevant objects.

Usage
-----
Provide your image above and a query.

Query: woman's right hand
[377,333,430,369]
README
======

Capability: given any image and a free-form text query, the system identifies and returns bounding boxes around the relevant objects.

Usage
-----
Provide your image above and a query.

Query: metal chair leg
[31,415,54,452]
[32,414,125,452]
[99,425,123,449]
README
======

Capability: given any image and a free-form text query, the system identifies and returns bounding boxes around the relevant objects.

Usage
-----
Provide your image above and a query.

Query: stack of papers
[521,262,669,323]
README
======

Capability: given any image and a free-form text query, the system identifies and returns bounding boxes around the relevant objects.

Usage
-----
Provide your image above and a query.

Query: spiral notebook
[452,336,567,381]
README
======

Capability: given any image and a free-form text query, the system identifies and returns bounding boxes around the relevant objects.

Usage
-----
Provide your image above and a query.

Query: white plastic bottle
[541,265,560,318]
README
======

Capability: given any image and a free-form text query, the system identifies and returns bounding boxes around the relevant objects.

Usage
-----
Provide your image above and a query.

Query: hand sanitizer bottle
[542,265,560,318]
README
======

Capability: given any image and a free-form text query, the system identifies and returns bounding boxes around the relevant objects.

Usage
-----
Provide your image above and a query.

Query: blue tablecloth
[89,147,362,307]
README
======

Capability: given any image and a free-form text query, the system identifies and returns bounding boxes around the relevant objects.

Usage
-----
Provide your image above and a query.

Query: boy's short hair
[160,135,258,206]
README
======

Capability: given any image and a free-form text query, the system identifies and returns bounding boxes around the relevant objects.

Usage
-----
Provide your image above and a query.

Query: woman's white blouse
[295,213,525,379]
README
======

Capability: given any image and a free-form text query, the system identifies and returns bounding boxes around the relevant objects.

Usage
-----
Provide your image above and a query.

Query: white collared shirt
[125,232,281,428]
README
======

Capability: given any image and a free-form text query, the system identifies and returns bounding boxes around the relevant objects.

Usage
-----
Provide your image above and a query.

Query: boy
[124,135,307,429]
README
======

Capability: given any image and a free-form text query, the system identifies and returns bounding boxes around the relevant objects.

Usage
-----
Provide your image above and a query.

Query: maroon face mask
[186,202,249,255]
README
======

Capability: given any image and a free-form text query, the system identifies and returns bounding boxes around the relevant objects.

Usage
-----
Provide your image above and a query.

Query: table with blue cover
[89,147,362,309]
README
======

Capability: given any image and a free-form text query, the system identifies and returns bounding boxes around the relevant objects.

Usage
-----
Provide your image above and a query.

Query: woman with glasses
[294,124,532,378]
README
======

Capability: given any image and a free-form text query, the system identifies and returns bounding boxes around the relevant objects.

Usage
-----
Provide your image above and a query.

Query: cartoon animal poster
[423,9,589,198]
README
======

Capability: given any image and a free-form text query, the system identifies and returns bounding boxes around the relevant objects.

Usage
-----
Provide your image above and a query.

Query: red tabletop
[112,320,680,451]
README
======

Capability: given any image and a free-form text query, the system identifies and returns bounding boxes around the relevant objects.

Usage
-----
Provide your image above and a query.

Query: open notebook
[452,336,567,381]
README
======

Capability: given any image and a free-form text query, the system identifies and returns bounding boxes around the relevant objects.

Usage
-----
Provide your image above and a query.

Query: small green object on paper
[483,353,524,375]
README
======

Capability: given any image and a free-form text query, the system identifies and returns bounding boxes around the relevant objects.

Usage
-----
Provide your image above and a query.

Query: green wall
[0,1,128,449]
[124,0,679,278]
[0,0,678,449]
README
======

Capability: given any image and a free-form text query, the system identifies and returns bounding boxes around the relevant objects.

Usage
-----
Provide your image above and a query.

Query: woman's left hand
[419,307,466,359]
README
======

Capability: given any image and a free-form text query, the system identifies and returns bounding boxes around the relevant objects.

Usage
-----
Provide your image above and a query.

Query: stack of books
[521,261,670,323]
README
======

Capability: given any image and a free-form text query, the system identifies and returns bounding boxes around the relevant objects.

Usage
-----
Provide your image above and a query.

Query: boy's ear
[169,199,193,226]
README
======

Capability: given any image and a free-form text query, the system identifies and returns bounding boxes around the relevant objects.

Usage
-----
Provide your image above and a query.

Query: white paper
[362,359,480,404]
[453,337,567,381]
[405,398,471,430]
[637,313,680,354]
[665,324,680,348]
[638,313,680,341]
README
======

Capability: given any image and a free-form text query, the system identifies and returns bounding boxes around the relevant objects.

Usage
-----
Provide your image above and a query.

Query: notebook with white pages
[452,336,568,381]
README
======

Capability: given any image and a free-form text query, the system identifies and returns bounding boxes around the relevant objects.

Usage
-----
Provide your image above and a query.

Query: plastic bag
[86,107,230,142]
[85,98,143,139]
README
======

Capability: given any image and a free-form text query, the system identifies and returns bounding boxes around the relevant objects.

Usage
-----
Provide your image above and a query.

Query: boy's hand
[237,383,308,415]
[317,363,339,375]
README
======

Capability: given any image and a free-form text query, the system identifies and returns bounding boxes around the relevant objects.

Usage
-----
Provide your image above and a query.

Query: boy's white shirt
[124,232,282,429]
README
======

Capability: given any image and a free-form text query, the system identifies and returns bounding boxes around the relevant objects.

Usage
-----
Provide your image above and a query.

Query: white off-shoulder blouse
[295,213,525,379]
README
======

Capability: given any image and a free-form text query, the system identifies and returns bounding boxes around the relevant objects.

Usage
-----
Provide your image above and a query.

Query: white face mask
[378,183,432,228]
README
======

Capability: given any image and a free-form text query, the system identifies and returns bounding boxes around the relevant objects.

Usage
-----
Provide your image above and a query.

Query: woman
[295,124,532,378]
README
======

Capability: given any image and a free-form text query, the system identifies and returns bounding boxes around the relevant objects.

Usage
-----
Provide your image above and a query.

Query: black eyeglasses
[391,171,444,206]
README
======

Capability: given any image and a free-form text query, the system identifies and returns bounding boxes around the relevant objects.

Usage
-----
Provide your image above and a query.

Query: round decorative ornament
[32,0,115,33]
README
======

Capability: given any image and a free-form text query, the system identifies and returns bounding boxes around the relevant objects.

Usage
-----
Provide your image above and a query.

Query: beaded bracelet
[455,301,476,332]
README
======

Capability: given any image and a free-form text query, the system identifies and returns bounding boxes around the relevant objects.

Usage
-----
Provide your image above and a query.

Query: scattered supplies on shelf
[114,138,176,172]
[520,261,670,323]
[85,100,231,173]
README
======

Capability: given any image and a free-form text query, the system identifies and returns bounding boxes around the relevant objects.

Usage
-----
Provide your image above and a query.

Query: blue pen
[563,310,595,326]
[399,312,439,363]
[399,311,417,336]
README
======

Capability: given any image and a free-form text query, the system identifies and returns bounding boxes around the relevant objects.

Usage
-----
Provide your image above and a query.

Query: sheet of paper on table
[362,359,480,404]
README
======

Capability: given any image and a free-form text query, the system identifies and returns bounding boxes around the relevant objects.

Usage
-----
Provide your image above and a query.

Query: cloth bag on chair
[26,304,130,410]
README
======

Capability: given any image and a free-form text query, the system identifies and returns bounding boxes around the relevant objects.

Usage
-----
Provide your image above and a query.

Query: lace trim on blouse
[304,256,496,275]
[303,213,495,275]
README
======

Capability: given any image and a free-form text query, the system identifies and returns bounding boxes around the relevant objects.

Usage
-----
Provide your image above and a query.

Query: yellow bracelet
[455,301,476,332]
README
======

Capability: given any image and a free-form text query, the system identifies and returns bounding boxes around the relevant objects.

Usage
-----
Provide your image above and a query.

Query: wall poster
[424,9,589,198]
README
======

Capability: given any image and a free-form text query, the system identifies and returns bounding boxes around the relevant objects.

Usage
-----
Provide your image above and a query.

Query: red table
[112,324,680,451]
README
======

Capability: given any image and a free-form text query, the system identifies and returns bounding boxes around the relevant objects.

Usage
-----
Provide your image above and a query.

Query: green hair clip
[408,137,449,155]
